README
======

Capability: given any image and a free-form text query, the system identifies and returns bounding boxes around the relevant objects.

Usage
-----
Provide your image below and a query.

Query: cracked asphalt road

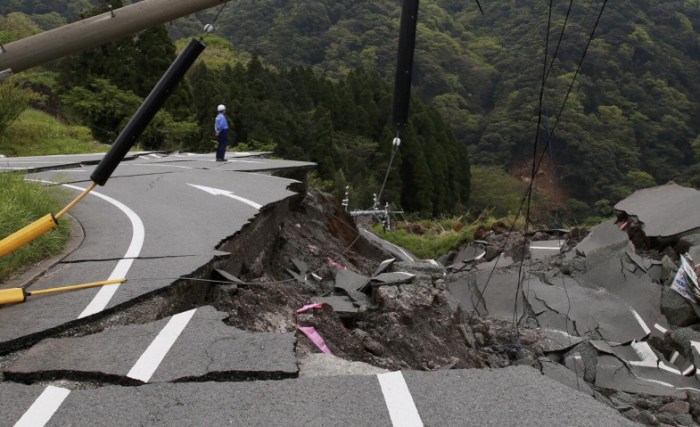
[0,152,636,426]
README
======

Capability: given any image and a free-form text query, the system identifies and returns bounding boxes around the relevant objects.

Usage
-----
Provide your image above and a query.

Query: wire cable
[475,0,608,314]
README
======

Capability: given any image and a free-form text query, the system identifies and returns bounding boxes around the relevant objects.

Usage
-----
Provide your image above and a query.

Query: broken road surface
[0,152,644,425]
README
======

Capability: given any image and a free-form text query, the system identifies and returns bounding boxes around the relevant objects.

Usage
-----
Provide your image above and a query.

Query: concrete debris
[314,295,360,317]
[371,271,415,285]
[539,329,585,352]
[529,240,563,261]
[539,357,594,396]
[444,183,700,420]
[447,243,486,271]
[371,258,396,277]
[297,353,389,378]
[573,219,628,258]
[614,182,700,239]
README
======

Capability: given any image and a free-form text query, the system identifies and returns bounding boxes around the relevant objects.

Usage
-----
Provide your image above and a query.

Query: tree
[0,77,38,135]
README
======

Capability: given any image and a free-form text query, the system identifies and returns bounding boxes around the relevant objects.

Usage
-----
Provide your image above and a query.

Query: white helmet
[217,104,226,112]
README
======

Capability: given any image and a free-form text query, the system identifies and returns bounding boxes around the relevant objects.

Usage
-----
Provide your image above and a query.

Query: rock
[637,410,659,426]
[673,413,696,427]
[661,255,679,286]
[474,332,485,346]
[563,342,598,383]
[671,328,700,359]
[687,390,700,417]
[362,336,385,356]
[610,391,640,410]
[661,286,699,327]
[659,400,690,414]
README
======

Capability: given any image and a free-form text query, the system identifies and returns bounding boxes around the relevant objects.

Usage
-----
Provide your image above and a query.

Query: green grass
[0,108,99,280]
[372,214,527,260]
[0,109,107,156]
[0,173,71,281]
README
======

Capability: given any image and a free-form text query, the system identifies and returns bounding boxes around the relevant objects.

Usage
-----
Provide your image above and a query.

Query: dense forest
[2,0,700,222]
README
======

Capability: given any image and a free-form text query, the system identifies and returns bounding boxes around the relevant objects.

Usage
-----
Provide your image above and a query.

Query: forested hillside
[3,0,700,221]
[0,2,469,216]
[176,0,700,217]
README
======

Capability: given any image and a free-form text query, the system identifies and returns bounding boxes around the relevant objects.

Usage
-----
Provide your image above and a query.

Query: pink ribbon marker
[297,326,332,354]
[297,303,324,314]
[327,257,346,270]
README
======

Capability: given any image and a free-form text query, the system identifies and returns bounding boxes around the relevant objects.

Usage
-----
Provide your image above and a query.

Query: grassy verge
[372,215,526,260]
[0,109,107,157]
[0,173,71,281]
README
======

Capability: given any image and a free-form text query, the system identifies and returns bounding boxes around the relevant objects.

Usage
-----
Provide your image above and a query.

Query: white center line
[14,386,71,427]
[17,181,145,426]
[62,185,145,318]
[377,371,424,427]
[127,308,197,382]
[631,310,651,336]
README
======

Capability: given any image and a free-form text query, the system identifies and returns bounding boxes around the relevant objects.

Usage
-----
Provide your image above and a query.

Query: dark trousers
[216,129,228,160]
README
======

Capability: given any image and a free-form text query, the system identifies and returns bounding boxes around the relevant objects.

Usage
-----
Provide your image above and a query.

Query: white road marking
[631,310,651,336]
[659,361,682,375]
[188,183,262,210]
[13,386,70,427]
[377,371,424,427]
[61,185,146,318]
[14,181,144,426]
[655,323,668,334]
[127,308,197,382]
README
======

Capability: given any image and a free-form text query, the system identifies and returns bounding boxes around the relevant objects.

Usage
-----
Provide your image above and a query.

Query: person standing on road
[214,104,229,162]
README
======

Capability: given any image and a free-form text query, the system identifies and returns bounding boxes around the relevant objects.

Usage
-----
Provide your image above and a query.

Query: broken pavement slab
[572,219,628,259]
[448,244,485,271]
[333,268,371,308]
[4,306,297,384]
[529,240,564,261]
[539,357,594,396]
[527,275,649,343]
[540,329,585,352]
[595,355,700,397]
[371,271,415,285]
[447,270,526,321]
[614,182,700,239]
[371,258,396,278]
[575,251,669,332]
[314,295,360,317]
[298,353,389,377]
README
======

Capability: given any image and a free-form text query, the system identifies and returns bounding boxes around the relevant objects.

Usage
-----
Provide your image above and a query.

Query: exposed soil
[212,189,544,372]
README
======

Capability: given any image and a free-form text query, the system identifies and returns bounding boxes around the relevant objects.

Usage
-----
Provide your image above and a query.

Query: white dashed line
[377,371,424,427]
[14,386,71,427]
[127,308,197,382]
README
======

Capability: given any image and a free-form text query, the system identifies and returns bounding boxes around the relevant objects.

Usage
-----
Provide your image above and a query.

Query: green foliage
[0,12,40,43]
[0,109,105,156]
[0,173,71,281]
[0,77,39,135]
[188,60,470,215]
[468,166,527,217]
[165,0,700,212]
[372,219,476,260]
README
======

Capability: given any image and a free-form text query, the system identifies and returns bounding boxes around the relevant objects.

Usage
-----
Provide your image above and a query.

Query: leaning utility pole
[0,0,230,76]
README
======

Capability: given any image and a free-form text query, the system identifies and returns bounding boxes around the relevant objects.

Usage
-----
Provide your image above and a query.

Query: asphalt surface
[0,152,635,426]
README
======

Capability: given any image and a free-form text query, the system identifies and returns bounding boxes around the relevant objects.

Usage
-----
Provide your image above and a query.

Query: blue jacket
[215,113,228,133]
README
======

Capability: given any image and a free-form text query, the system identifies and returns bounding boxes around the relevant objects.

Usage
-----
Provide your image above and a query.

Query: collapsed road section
[447,182,700,425]
[0,153,673,424]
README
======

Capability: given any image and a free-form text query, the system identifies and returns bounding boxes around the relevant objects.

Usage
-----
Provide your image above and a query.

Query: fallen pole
[0,39,205,258]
